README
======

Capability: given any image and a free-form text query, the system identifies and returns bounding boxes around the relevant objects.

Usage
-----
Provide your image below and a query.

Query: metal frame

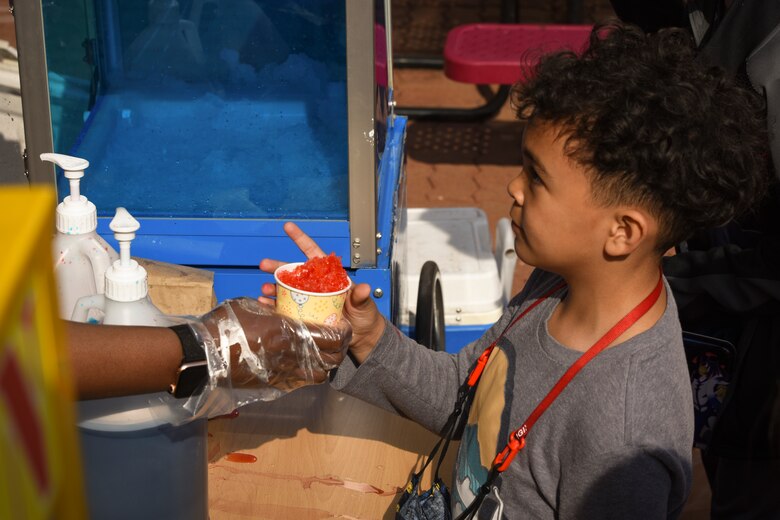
[346,0,378,268]
[13,0,55,184]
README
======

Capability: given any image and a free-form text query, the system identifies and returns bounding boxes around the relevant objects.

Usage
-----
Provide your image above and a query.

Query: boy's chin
[514,247,537,269]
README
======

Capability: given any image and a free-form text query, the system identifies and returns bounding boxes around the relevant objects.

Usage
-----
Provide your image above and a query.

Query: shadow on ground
[407,120,524,165]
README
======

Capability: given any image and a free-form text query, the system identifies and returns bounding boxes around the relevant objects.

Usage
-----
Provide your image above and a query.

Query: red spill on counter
[225,452,257,463]
[211,409,240,420]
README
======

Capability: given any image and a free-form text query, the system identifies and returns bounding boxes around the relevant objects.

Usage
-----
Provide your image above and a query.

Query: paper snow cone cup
[274,262,351,326]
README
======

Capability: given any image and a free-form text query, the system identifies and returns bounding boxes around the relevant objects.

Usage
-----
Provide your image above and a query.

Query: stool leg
[394,55,444,69]
[396,85,510,122]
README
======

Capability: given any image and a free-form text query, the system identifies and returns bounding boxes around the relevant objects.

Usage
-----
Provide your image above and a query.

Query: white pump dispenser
[71,207,171,328]
[43,152,119,319]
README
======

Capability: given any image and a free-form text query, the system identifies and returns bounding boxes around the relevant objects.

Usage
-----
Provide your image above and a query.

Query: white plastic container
[71,207,171,327]
[72,208,207,520]
[42,152,119,320]
[401,207,509,327]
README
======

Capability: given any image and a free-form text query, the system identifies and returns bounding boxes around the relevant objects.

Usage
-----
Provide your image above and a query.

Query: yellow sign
[0,186,86,519]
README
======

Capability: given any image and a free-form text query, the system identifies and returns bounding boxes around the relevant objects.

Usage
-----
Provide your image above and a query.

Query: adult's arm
[67,298,350,413]
[66,320,181,400]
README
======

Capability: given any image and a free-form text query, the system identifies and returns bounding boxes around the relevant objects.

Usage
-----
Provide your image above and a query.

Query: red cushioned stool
[397,23,592,122]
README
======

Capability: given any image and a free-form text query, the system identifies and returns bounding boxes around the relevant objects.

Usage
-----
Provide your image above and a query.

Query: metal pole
[13,0,55,185]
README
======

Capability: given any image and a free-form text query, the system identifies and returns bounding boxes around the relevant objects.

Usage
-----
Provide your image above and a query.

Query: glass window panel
[44,0,348,219]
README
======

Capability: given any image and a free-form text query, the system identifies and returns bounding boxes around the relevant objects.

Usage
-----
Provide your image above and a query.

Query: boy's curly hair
[512,22,769,251]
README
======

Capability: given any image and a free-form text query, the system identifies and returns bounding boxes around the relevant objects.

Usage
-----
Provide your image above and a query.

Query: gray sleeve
[329,319,493,435]
[329,268,559,435]
[558,448,690,519]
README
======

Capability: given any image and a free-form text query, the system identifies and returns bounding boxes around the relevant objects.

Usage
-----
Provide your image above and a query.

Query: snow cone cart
[14,0,512,517]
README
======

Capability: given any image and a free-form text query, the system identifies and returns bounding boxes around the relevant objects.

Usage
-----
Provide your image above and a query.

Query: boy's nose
[507,174,525,205]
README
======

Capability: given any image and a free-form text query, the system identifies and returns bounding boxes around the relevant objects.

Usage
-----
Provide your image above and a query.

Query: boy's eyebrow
[522,147,549,177]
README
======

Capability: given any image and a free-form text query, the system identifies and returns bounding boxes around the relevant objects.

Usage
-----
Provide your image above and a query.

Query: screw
[353,238,361,248]
[376,248,382,255]
[455,316,462,322]
[373,288,384,298]
[376,232,382,239]
[456,307,462,313]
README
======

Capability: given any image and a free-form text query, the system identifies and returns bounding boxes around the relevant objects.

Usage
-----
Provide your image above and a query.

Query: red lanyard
[466,273,664,474]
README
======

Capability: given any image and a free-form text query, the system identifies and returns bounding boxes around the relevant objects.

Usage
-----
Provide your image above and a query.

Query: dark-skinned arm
[66,320,182,400]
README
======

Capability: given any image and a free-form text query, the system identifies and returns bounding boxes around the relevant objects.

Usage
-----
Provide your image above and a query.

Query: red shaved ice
[277,253,350,293]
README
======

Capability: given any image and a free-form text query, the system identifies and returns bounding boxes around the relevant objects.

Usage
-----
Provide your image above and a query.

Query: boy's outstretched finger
[283,222,326,259]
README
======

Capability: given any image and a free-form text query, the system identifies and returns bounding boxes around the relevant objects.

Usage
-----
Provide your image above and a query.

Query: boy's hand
[259,222,386,364]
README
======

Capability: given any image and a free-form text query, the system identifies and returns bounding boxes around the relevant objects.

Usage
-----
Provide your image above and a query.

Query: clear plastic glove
[170,297,351,421]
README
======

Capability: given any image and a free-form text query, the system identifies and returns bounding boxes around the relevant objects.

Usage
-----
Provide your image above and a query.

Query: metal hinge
[23,148,29,181]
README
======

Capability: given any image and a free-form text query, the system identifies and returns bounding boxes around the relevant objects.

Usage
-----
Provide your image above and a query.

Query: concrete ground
[392,1,710,518]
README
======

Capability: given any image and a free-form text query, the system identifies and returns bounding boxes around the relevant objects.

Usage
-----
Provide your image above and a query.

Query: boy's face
[507,120,616,275]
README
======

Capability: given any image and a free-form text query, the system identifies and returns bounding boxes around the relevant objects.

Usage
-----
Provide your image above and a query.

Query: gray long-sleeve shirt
[332,269,693,519]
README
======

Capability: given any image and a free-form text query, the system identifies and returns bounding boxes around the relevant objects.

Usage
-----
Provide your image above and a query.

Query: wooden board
[208,384,456,519]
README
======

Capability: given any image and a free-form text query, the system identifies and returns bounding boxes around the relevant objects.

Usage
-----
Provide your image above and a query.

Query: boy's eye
[526,167,542,185]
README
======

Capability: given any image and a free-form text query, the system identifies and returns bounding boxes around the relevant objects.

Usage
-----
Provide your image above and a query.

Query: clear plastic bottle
[72,208,207,520]
[42,153,119,320]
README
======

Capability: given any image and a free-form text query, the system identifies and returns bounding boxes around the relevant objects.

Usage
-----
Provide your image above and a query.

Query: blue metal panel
[375,116,406,270]
[97,219,351,267]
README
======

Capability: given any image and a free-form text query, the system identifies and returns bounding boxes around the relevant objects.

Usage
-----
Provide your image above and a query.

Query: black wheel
[415,261,446,351]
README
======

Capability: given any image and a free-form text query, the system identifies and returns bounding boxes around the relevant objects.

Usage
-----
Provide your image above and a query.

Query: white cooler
[400,207,516,352]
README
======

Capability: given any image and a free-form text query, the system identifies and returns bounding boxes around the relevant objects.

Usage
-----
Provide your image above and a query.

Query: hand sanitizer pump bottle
[70,208,170,325]
[42,153,119,320]
[73,208,208,520]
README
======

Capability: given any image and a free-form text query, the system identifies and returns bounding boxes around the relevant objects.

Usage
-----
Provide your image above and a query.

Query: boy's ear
[604,209,652,257]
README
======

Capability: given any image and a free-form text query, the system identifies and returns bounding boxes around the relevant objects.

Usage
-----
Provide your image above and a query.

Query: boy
[261,22,768,519]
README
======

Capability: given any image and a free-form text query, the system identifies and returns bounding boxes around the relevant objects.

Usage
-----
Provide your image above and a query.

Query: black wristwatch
[168,324,209,398]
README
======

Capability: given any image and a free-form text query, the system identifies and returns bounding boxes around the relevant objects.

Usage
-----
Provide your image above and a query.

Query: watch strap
[168,323,208,398]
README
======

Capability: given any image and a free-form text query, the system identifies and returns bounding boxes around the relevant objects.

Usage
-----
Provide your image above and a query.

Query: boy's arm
[329,317,497,435]
[329,269,554,435]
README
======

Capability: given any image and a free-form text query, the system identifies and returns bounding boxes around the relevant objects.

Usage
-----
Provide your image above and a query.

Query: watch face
[171,361,209,398]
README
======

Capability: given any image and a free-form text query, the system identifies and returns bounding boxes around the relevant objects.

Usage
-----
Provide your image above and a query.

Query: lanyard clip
[492,429,526,472]
[467,345,495,387]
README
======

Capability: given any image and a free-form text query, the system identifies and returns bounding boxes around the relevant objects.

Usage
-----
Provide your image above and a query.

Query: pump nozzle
[41,152,97,235]
[110,207,140,270]
[105,208,148,302]
[41,152,89,203]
